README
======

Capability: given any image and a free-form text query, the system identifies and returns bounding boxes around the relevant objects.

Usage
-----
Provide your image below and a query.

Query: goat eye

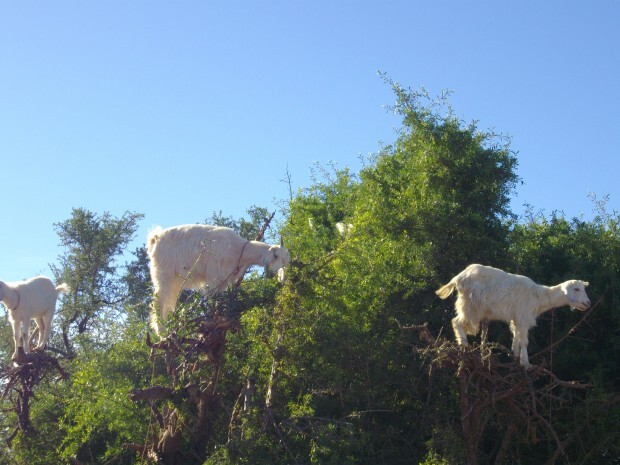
[574,288,580,292]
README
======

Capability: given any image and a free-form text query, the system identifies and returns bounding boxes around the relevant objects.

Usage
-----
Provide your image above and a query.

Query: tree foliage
[51,208,144,357]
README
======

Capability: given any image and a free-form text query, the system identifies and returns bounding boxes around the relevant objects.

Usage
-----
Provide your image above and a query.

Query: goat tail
[435,281,456,299]
[147,226,164,256]
[56,283,70,294]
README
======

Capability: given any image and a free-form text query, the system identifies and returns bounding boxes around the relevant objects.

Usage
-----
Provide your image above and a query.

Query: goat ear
[584,281,589,287]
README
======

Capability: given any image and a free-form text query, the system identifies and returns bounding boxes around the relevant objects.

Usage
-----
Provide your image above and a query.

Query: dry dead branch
[131,295,247,463]
[1,349,68,447]
[129,312,232,462]
[402,316,594,465]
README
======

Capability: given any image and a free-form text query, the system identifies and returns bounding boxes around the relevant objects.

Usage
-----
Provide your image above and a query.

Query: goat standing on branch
[0,276,69,361]
[436,264,591,368]
[147,224,290,334]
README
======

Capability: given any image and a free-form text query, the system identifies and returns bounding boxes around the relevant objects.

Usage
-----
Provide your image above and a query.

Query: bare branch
[533,295,603,358]
[402,322,593,464]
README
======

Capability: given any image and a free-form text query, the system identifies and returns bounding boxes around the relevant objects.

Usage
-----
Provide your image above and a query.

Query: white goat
[335,222,354,236]
[436,264,590,368]
[147,224,290,334]
[0,276,69,360]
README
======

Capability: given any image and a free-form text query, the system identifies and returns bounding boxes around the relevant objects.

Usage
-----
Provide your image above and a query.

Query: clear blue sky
[1,1,618,283]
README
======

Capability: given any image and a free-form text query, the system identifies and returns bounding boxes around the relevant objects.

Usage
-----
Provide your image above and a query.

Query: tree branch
[533,295,603,359]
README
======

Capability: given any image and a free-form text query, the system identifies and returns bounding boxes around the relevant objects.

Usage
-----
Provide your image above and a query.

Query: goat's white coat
[436,264,590,368]
[0,276,69,359]
[335,222,354,236]
[147,224,290,334]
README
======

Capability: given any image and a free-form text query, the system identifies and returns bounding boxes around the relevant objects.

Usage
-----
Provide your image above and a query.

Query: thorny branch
[532,295,603,358]
[127,309,234,463]
[400,315,595,465]
[1,350,68,447]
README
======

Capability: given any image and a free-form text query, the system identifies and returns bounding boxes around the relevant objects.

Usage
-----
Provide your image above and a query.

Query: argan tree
[51,208,143,357]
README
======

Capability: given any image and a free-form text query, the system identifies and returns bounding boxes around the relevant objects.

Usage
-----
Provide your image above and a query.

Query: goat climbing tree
[124,213,277,464]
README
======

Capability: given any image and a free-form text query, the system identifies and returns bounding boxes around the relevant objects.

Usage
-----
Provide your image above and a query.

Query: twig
[533,295,603,358]
[5,427,19,448]
[265,407,301,465]
[255,211,276,242]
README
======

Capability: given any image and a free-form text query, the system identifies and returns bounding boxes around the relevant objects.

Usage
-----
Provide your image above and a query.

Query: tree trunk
[460,367,479,465]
